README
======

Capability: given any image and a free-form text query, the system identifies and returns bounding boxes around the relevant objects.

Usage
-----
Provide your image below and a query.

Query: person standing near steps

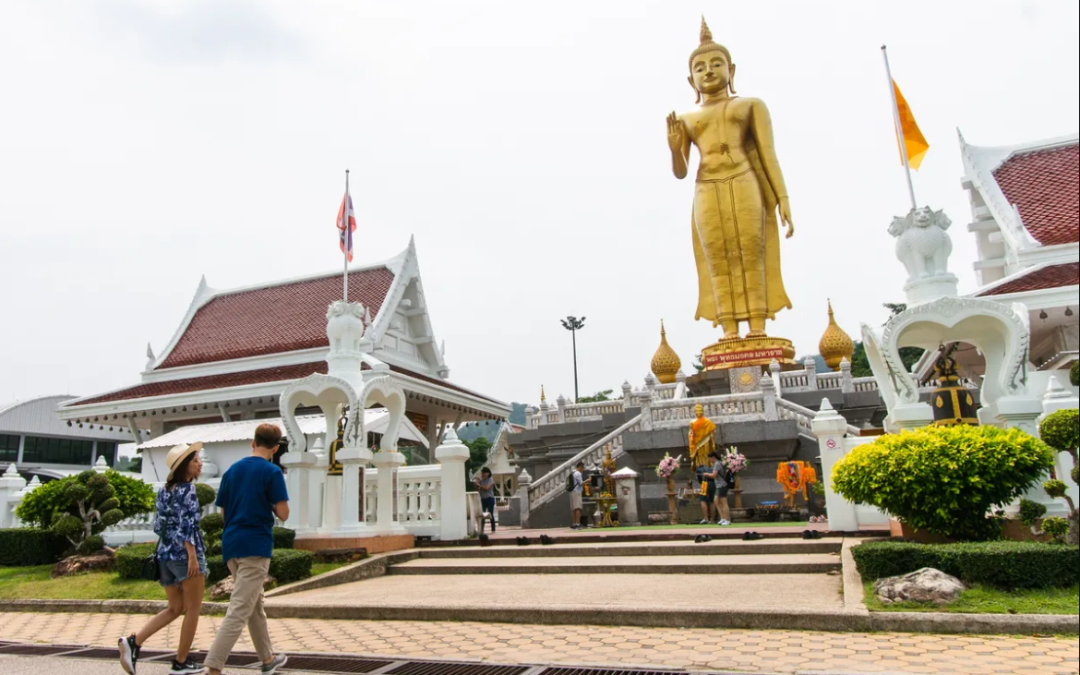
[204,424,290,675]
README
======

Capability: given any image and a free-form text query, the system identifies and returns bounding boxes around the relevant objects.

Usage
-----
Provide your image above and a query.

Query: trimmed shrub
[832,425,1054,540]
[205,548,313,585]
[77,535,106,555]
[116,543,157,580]
[272,527,296,550]
[852,540,1078,589]
[1018,498,1047,526]
[1040,409,1078,454]
[0,528,70,566]
[194,483,216,509]
[269,549,313,584]
[1070,361,1079,388]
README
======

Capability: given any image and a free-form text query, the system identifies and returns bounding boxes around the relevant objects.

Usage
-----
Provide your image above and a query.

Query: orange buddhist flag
[892,80,929,170]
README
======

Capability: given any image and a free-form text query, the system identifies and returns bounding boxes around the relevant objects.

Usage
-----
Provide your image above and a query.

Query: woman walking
[119,441,208,675]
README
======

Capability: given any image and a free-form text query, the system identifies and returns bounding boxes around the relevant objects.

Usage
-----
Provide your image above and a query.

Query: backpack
[565,472,576,493]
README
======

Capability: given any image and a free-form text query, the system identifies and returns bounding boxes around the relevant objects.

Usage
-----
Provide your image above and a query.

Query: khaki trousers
[205,557,273,671]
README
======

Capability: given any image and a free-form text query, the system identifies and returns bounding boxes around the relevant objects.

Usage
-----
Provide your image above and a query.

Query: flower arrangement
[722,447,749,474]
[655,453,682,480]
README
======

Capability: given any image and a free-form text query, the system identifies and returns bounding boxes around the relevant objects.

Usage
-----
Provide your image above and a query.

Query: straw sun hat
[165,441,203,481]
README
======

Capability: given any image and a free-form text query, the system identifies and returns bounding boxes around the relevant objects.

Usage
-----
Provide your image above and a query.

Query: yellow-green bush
[832,425,1054,540]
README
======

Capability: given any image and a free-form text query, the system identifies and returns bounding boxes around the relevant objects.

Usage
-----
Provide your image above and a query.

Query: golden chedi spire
[818,300,854,371]
[651,320,682,384]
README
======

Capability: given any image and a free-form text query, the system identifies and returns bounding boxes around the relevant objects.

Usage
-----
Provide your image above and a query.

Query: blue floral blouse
[153,483,204,562]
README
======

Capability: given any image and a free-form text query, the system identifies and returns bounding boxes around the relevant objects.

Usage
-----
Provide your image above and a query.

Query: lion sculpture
[888,206,953,281]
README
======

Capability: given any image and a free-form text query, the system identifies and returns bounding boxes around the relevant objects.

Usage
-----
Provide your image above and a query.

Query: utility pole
[560,316,586,402]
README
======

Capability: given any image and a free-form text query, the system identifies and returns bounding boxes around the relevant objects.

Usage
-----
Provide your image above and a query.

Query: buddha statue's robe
[688,415,717,469]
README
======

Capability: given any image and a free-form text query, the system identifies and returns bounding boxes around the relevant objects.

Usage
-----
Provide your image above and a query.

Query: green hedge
[116,543,157,580]
[272,527,295,550]
[206,548,313,586]
[0,528,70,566]
[853,540,1079,589]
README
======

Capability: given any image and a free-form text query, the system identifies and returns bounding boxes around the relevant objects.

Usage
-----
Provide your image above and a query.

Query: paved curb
[265,549,420,599]
[2,598,1075,635]
[840,538,868,612]
[418,540,843,558]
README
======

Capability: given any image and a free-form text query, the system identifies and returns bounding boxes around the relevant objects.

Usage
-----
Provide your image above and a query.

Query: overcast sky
[1,0,1077,410]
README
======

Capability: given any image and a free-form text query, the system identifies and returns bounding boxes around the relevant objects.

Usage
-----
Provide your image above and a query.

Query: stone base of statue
[701,335,796,371]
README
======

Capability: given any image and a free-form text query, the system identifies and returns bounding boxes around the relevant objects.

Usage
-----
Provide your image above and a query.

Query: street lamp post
[560,316,586,403]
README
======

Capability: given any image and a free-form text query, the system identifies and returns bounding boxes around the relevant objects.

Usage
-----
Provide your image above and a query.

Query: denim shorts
[159,552,208,587]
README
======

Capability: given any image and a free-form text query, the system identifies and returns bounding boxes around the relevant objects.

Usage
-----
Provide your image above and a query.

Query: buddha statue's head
[694,403,705,418]
[688,17,736,102]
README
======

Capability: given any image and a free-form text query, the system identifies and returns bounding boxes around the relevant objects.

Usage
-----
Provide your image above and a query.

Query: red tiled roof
[978,263,1079,296]
[159,268,395,369]
[993,144,1079,246]
[74,363,327,406]
[68,362,504,409]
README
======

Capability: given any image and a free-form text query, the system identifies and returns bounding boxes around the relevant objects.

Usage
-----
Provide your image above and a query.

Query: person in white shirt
[569,461,585,529]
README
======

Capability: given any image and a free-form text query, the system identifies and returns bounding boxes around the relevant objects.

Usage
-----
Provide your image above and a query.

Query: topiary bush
[77,535,106,555]
[1038,408,1078,545]
[0,528,70,566]
[201,512,224,550]
[1018,498,1047,527]
[16,470,155,552]
[269,549,313,584]
[1070,361,1079,388]
[272,527,296,550]
[194,483,216,508]
[115,543,157,579]
[852,540,1078,589]
[832,425,1054,541]
[204,548,312,586]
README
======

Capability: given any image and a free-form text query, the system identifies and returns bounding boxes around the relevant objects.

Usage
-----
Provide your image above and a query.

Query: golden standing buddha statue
[688,403,717,470]
[667,19,797,369]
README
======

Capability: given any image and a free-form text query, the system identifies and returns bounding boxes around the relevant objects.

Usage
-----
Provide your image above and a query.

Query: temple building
[1,395,134,481]
[913,132,1079,382]
[57,239,510,484]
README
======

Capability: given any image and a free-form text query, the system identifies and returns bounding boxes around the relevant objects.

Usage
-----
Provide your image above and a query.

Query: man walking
[569,461,585,529]
[205,423,290,675]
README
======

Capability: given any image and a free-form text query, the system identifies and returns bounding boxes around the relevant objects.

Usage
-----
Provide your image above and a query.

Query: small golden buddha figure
[688,403,717,470]
[601,446,617,496]
[667,18,794,340]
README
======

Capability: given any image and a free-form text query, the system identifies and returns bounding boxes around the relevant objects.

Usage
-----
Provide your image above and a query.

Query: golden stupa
[651,320,682,384]
[818,300,854,371]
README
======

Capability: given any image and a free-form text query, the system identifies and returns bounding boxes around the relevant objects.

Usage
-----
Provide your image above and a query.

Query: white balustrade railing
[817,372,844,390]
[777,399,861,437]
[651,392,765,428]
[364,465,443,537]
[564,400,625,419]
[528,414,644,511]
[852,376,879,393]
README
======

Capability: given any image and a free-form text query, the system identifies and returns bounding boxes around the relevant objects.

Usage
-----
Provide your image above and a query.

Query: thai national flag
[337,191,356,262]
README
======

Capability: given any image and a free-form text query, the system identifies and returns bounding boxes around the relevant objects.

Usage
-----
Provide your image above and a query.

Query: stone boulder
[874,567,965,605]
[209,574,276,602]
[51,551,116,578]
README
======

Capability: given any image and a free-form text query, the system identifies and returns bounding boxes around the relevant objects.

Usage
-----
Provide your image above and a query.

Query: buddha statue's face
[694,404,704,417]
[691,49,731,96]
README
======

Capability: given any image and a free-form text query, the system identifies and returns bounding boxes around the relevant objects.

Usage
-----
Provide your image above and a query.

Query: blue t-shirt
[216,456,289,562]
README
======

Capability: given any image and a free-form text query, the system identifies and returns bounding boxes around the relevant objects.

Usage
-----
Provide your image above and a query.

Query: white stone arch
[865,296,1030,414]
[355,376,407,452]
[279,373,360,454]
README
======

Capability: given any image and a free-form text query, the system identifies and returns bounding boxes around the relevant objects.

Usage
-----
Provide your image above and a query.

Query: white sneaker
[719,520,731,526]
[698,519,709,525]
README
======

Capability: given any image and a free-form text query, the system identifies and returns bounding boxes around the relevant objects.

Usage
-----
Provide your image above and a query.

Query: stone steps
[388,552,842,575]
[418,538,841,558]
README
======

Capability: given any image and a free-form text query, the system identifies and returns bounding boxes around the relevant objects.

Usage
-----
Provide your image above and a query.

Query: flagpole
[343,169,350,302]
[882,45,917,211]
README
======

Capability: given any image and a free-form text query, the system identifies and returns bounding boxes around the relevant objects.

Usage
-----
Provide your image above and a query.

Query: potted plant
[655,454,682,525]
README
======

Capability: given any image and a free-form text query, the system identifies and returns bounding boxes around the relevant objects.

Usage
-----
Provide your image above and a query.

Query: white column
[338,445,373,534]
[811,400,858,532]
[0,464,28,529]
[280,447,318,534]
[435,428,470,541]
[840,358,854,394]
[999,395,1066,516]
[372,449,407,535]
[761,374,778,422]
[804,357,818,391]
[307,438,327,531]
[516,469,532,530]
[887,402,934,433]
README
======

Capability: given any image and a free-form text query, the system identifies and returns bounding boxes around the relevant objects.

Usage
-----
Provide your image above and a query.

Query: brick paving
[1,611,1077,674]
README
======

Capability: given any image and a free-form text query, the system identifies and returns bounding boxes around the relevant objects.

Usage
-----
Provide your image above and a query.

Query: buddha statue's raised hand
[666,112,685,153]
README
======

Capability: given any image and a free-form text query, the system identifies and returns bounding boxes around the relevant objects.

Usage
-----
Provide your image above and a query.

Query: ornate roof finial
[540,384,546,403]
[651,319,682,384]
[819,299,854,372]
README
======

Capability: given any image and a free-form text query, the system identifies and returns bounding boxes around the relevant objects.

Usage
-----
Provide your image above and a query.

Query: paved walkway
[2,611,1076,674]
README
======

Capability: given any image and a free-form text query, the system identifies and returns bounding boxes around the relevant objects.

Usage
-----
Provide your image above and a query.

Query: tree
[577,390,614,403]
[1038,408,1079,545]
[463,436,493,481]
[850,341,924,379]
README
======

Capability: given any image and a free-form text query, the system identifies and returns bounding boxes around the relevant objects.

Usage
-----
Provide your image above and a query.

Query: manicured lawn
[0,560,353,601]
[864,581,1079,615]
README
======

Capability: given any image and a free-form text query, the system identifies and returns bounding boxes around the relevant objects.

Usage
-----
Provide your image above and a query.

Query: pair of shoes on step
[515,536,530,546]
[540,534,555,546]
[694,534,713,544]
[801,530,823,539]
[742,531,764,541]
[479,534,492,546]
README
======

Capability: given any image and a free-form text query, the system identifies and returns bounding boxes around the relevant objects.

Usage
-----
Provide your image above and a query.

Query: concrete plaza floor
[2,611,1076,674]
